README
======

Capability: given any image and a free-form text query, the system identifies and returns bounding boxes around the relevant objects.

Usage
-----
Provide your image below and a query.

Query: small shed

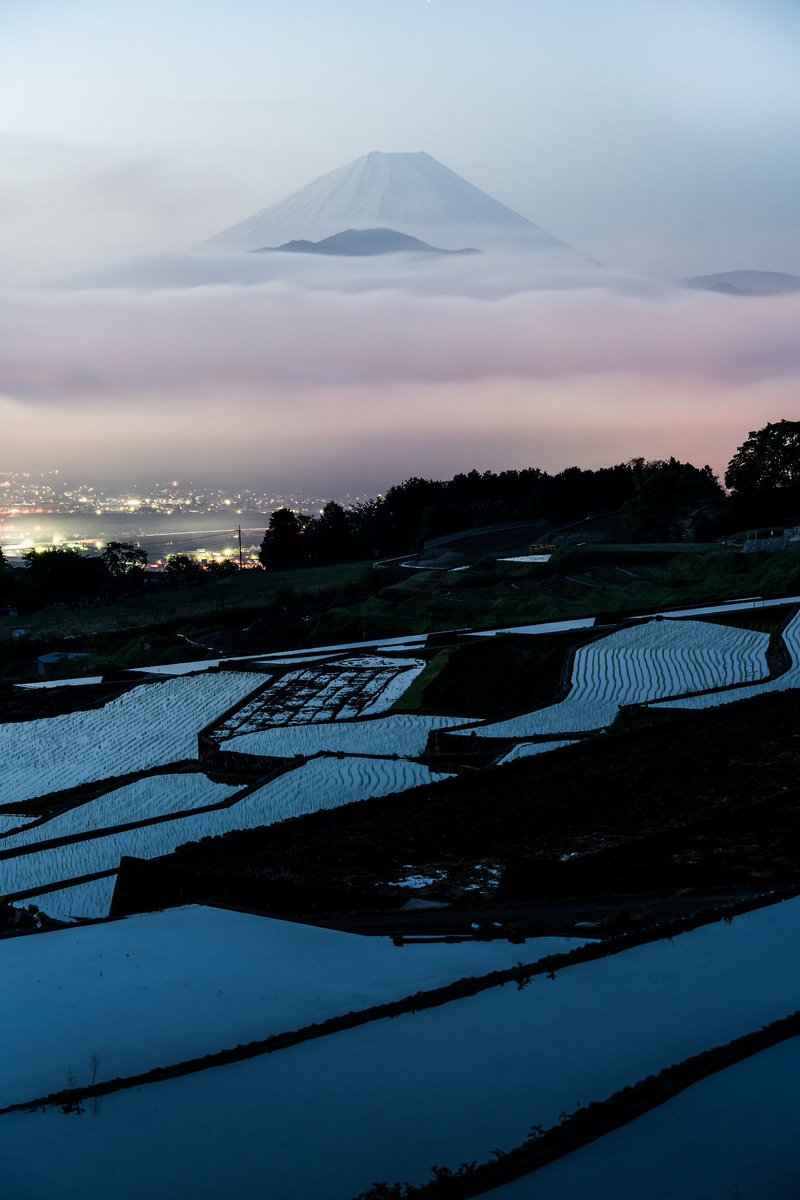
[36,652,90,677]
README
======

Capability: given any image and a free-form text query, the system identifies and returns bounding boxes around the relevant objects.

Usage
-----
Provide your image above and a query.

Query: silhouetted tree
[259,508,310,570]
[314,501,355,564]
[726,421,800,494]
[0,547,15,605]
[20,547,108,606]
[724,421,800,529]
[100,541,148,577]
[204,559,239,579]
[623,459,722,540]
[164,554,204,583]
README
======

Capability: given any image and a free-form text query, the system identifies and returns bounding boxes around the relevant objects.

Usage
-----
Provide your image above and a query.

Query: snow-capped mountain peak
[201,150,584,258]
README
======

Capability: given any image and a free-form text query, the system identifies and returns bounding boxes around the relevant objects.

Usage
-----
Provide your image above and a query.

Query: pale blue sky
[2,0,799,274]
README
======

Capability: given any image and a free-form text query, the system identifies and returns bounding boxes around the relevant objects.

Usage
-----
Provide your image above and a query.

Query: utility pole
[237,525,244,572]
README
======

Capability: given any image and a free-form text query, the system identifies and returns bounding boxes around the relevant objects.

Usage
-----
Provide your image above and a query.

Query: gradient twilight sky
[1,0,799,490]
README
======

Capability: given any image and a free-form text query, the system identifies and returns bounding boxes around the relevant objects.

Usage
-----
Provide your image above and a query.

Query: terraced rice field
[21,876,118,921]
[653,609,800,711]
[224,712,472,759]
[490,1037,800,1199]
[2,756,451,916]
[0,672,266,804]
[248,653,336,666]
[497,739,580,765]
[0,813,36,836]
[458,618,769,740]
[0,905,585,1106]
[3,898,799,1199]
[0,773,241,851]
[18,675,105,690]
[130,659,225,676]
[5,601,799,1197]
[212,656,425,739]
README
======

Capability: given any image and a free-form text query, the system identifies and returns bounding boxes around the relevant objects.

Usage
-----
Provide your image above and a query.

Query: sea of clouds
[1,246,797,488]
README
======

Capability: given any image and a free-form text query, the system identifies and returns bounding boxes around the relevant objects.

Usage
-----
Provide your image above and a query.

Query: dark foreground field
[112,689,800,922]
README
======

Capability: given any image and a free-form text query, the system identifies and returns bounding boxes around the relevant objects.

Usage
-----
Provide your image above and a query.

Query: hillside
[680,269,800,296]
[256,227,479,257]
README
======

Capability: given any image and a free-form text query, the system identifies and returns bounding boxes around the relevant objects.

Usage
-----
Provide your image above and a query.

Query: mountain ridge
[680,269,800,296]
[255,227,479,258]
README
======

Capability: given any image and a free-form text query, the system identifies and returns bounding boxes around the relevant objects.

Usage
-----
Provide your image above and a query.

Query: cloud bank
[1,252,797,489]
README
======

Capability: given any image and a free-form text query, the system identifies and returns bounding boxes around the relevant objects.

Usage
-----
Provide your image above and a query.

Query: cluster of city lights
[0,470,372,568]
[0,469,365,519]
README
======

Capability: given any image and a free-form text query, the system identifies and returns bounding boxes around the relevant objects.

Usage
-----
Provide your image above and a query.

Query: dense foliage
[100,541,148,577]
[725,421,800,494]
[724,421,800,528]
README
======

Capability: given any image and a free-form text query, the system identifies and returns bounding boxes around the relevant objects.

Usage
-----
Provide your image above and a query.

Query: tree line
[258,420,800,568]
[0,542,239,612]
[257,457,722,570]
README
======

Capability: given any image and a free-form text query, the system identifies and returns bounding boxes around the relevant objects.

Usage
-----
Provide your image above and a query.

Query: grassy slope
[391,648,457,712]
[397,634,588,720]
[7,546,800,649]
[314,549,800,639]
[1,562,368,639]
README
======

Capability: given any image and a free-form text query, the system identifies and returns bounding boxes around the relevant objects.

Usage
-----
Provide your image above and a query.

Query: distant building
[739,526,800,553]
[36,652,90,677]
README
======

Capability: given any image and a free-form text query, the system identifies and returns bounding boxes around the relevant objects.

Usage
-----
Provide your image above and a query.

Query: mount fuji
[202,151,590,263]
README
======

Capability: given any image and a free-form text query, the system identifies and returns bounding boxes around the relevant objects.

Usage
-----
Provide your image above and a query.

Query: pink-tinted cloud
[1,263,798,489]
[2,279,800,403]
